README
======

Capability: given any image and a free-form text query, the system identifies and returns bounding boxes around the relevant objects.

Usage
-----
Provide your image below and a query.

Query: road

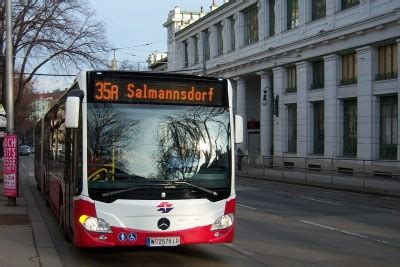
[20,156,400,266]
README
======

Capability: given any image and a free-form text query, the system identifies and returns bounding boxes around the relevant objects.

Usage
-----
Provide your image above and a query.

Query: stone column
[296,61,313,156]
[396,39,400,159]
[327,0,340,15]
[210,25,217,59]
[188,38,193,67]
[356,46,376,160]
[198,32,204,65]
[257,0,266,41]
[222,18,229,54]
[236,77,247,150]
[258,70,273,157]
[234,12,243,49]
[323,54,341,158]
[273,67,285,156]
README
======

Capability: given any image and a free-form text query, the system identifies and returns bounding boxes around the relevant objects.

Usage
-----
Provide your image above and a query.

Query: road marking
[340,230,367,239]
[299,220,394,247]
[236,185,260,191]
[299,220,335,230]
[28,172,34,177]
[292,196,343,206]
[238,203,256,210]
[224,243,254,256]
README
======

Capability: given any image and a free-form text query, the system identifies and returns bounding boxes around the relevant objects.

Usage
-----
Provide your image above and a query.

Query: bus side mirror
[235,115,243,144]
[65,90,84,129]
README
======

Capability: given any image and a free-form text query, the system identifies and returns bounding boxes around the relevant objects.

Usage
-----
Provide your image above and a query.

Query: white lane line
[299,220,394,247]
[224,243,254,256]
[28,172,34,177]
[299,220,336,231]
[292,196,343,206]
[236,185,260,191]
[20,162,26,170]
[237,203,257,210]
[340,230,368,239]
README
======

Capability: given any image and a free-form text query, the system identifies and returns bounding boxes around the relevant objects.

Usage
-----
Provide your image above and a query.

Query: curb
[237,173,400,199]
[20,160,63,267]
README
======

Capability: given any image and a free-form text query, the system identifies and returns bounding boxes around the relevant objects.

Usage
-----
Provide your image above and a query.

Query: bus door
[64,128,74,233]
[64,126,81,234]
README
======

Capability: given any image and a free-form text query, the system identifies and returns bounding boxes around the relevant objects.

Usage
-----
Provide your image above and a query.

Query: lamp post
[5,0,16,206]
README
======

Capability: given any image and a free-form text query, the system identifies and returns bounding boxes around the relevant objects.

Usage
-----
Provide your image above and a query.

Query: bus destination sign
[90,78,225,106]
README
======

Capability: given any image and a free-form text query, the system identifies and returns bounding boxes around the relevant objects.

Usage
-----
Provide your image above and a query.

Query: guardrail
[236,154,400,191]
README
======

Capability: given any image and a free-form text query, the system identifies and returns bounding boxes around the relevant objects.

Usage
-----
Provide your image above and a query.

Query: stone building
[164,0,400,174]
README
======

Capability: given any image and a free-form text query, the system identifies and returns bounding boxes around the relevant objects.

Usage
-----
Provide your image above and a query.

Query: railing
[235,154,400,192]
[310,82,324,90]
[341,0,360,10]
[285,87,297,93]
[375,71,398,81]
[339,78,358,86]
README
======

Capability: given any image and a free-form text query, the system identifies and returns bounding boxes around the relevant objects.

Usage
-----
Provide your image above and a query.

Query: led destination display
[90,77,226,106]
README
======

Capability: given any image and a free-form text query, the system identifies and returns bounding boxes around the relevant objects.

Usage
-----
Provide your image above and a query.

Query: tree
[0,0,110,111]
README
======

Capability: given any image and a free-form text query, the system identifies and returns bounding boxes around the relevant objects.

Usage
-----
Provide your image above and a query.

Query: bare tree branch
[1,0,111,110]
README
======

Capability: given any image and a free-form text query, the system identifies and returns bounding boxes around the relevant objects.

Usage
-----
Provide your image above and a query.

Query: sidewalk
[0,160,62,267]
[237,165,400,198]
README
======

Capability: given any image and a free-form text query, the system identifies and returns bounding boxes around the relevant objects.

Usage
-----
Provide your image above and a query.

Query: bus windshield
[87,103,231,201]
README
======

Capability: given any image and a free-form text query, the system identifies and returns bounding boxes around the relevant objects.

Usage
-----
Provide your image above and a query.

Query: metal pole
[305,157,308,182]
[363,160,366,188]
[331,158,334,185]
[5,0,16,206]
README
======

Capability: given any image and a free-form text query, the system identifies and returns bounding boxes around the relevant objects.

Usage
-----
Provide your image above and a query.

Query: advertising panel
[3,134,18,197]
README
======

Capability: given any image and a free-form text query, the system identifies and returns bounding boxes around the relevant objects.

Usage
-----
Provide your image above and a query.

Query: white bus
[34,71,243,247]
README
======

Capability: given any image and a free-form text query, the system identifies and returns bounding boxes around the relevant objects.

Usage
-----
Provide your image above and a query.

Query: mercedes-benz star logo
[157,218,170,231]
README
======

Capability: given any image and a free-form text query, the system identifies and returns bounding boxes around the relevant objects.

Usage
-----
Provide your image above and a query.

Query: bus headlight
[79,215,112,233]
[211,213,234,231]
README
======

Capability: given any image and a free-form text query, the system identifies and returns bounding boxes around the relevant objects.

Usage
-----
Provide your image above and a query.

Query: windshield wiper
[100,180,218,197]
[101,184,168,197]
[171,181,218,197]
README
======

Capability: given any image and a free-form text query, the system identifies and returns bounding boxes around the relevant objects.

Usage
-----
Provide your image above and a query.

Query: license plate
[146,237,181,247]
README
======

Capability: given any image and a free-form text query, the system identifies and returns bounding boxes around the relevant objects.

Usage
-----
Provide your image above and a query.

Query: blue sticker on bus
[128,233,137,242]
[118,232,127,242]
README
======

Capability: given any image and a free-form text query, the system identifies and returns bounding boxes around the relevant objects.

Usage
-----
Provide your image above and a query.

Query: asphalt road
[21,156,400,266]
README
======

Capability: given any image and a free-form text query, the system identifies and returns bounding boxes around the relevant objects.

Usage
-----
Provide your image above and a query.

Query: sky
[35,0,224,92]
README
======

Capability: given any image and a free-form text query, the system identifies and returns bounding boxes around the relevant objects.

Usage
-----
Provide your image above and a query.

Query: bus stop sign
[3,134,18,197]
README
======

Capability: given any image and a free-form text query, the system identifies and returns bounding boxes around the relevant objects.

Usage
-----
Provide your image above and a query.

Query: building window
[193,36,199,64]
[341,0,359,10]
[204,30,210,61]
[286,66,297,93]
[216,23,223,56]
[311,60,324,89]
[377,44,398,81]
[183,41,189,68]
[287,0,299,30]
[340,53,357,86]
[228,16,235,51]
[380,96,398,160]
[343,99,357,157]
[243,5,259,46]
[312,0,326,21]
[314,102,324,154]
[269,0,275,36]
[287,104,297,153]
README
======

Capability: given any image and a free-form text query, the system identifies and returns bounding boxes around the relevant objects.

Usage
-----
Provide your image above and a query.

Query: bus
[34,71,243,247]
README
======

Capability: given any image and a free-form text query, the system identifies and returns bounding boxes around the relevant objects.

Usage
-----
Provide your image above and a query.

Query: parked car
[30,146,35,154]
[19,145,31,156]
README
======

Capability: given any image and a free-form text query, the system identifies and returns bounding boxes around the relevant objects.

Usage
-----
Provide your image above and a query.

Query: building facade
[147,52,168,72]
[164,0,400,174]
